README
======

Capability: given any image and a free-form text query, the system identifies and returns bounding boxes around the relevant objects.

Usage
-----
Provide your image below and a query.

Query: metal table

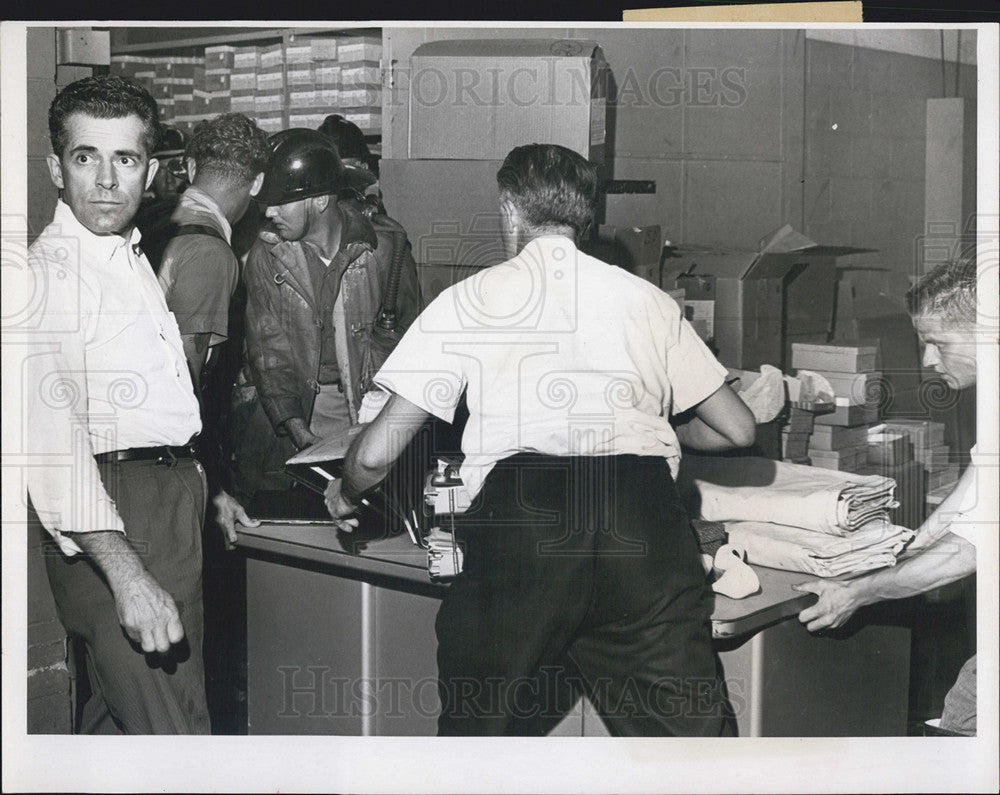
[237,522,910,736]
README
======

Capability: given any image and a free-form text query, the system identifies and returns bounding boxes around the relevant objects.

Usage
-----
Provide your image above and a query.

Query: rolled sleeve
[665,316,729,413]
[163,238,237,345]
[25,251,125,556]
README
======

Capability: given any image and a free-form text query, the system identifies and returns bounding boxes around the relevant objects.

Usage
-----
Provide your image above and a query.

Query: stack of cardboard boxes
[789,343,882,474]
[878,417,957,525]
[109,32,383,139]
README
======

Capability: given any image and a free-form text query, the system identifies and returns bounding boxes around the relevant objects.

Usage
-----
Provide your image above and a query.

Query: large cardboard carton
[663,226,871,370]
[592,225,663,286]
[380,158,506,270]
[409,39,608,162]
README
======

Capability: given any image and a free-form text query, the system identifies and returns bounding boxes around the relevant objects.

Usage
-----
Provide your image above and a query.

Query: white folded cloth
[726,520,915,577]
[678,455,898,537]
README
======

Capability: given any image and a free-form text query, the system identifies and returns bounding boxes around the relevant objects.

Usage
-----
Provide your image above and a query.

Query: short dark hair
[49,75,160,158]
[187,113,269,184]
[496,144,598,237]
[317,114,372,165]
[906,251,977,325]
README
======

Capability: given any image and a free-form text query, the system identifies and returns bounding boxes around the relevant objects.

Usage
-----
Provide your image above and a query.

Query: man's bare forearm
[72,530,147,590]
[853,532,976,607]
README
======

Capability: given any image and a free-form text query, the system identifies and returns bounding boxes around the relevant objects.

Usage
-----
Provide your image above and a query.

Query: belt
[93,444,196,465]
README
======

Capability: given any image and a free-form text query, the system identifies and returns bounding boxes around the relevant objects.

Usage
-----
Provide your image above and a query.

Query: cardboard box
[866,432,913,467]
[673,272,715,342]
[882,419,946,452]
[592,225,662,286]
[259,43,284,70]
[341,63,381,86]
[811,370,885,406]
[231,94,255,114]
[341,86,381,107]
[233,46,259,70]
[337,35,380,63]
[257,70,284,92]
[916,444,953,472]
[290,112,328,128]
[782,406,815,434]
[204,45,236,70]
[808,446,867,472]
[781,432,811,459]
[208,92,231,114]
[792,342,879,373]
[230,72,256,93]
[809,424,869,451]
[813,403,879,427]
[926,465,960,491]
[381,158,506,268]
[315,64,341,87]
[409,39,608,163]
[254,91,284,114]
[287,65,315,86]
[663,226,872,370]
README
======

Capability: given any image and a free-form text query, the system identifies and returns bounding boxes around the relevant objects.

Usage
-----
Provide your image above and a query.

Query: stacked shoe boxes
[287,35,341,129]
[338,35,382,134]
[150,57,203,137]
[204,45,235,117]
[254,42,285,134]
[791,343,882,473]
[231,45,259,119]
[109,55,156,91]
[780,407,814,464]
[881,418,957,498]
[861,429,923,529]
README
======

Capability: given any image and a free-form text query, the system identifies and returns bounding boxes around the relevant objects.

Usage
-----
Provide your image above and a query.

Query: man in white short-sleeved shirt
[325,143,756,735]
[796,254,983,735]
[26,76,210,733]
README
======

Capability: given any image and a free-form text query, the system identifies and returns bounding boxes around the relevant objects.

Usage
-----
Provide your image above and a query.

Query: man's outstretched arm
[324,393,431,529]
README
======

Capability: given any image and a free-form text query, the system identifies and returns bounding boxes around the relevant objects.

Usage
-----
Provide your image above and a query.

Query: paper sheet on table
[679,455,898,537]
[726,520,915,577]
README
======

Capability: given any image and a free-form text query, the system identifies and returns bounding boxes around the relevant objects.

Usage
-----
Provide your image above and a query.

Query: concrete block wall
[25,27,92,733]
[27,523,72,734]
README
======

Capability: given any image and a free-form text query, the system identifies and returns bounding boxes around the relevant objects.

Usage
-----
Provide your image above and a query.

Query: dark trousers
[40,457,211,734]
[436,453,733,737]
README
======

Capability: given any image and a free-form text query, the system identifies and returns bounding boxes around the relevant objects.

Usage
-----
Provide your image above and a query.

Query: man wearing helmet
[233,129,422,499]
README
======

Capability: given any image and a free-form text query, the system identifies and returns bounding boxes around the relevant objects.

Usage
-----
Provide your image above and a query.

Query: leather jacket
[244,199,423,432]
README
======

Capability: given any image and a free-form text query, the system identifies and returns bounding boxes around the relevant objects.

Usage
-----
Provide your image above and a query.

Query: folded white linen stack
[726,520,915,577]
[678,455,898,537]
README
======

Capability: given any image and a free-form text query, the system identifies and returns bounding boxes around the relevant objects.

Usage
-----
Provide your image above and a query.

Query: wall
[26,28,92,242]
[383,27,804,249]
[802,36,978,294]
[24,26,92,733]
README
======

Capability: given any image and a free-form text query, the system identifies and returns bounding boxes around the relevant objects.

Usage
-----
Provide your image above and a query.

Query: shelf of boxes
[109,30,383,140]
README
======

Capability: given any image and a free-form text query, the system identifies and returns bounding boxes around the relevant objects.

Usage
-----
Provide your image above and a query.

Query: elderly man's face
[913,313,978,390]
[47,113,157,236]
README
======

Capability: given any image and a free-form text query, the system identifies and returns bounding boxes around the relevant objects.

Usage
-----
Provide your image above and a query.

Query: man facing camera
[232,129,422,502]
[25,76,210,733]
[325,143,756,736]
[795,254,983,735]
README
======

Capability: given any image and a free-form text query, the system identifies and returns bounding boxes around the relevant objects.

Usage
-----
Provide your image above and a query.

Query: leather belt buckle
[156,446,178,467]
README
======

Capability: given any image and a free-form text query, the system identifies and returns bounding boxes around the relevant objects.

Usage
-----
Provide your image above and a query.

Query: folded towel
[726,520,914,577]
[678,455,898,537]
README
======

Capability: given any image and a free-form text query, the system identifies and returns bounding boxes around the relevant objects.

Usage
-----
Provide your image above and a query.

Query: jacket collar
[260,198,378,266]
[337,199,378,252]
